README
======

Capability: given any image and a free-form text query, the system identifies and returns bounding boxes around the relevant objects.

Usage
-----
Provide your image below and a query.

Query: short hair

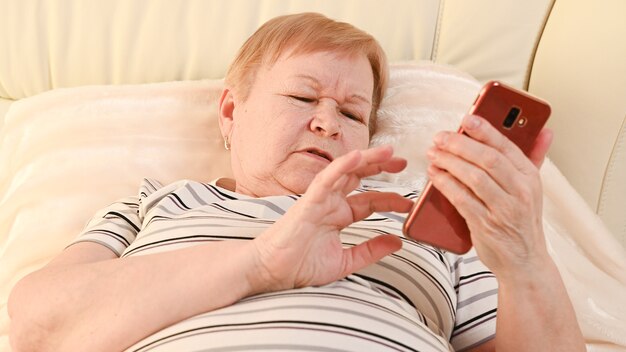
[225,12,388,136]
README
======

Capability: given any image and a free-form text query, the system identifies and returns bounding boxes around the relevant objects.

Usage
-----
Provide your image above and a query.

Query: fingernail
[434,132,448,146]
[465,115,481,129]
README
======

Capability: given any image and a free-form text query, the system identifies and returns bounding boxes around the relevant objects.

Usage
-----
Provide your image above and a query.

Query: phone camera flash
[517,117,527,126]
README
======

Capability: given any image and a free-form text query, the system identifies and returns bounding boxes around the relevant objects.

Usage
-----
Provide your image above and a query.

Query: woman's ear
[218,88,235,139]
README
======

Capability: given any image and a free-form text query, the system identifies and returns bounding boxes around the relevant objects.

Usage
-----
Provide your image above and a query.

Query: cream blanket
[0,62,624,351]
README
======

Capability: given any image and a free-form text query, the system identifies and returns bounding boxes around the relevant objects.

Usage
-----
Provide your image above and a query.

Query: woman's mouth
[302,148,333,162]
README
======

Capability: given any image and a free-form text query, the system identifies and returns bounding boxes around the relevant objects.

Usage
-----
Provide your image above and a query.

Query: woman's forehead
[264,51,373,89]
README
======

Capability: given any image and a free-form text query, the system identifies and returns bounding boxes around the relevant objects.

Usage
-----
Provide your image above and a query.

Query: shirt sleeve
[66,196,142,256]
[67,178,164,256]
[446,249,499,351]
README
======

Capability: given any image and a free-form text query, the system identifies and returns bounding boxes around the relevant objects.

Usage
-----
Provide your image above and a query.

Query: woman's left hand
[426,114,554,279]
[251,145,414,293]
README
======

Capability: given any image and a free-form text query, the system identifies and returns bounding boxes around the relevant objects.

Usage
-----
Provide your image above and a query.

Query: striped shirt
[71,178,498,352]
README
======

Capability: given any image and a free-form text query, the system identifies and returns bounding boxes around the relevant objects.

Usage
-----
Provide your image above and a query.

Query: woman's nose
[310,104,341,138]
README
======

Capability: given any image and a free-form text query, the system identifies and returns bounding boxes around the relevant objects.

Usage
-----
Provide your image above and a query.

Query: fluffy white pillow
[370,61,480,187]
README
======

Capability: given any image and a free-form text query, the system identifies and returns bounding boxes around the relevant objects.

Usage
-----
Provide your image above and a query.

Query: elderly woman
[8,13,583,352]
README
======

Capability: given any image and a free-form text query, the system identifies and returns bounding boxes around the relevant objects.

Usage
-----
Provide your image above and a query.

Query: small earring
[224,137,231,151]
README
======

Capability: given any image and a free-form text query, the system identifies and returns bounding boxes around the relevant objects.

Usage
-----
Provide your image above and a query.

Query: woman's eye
[341,111,361,122]
[290,95,315,103]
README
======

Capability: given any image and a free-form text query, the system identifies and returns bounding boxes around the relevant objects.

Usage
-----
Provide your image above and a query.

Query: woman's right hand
[425,115,553,278]
[250,145,413,293]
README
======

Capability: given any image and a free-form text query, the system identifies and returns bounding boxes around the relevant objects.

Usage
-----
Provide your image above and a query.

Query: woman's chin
[276,173,318,195]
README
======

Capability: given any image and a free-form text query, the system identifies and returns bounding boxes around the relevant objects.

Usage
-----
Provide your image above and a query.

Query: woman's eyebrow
[292,74,371,105]
[292,74,321,88]
[348,94,372,106]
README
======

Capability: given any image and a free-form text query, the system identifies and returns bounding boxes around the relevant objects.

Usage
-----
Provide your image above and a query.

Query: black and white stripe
[71,178,498,351]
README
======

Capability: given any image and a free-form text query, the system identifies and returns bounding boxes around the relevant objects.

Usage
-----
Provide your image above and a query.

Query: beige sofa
[0,0,625,350]
[1,0,624,245]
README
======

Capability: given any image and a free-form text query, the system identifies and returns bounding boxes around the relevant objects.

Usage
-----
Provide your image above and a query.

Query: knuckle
[488,201,515,227]
[482,150,501,169]
[517,187,535,205]
[468,168,489,188]
[511,177,540,204]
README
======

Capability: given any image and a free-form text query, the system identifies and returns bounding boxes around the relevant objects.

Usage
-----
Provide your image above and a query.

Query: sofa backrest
[1,0,624,243]
[0,0,552,100]
[529,0,626,243]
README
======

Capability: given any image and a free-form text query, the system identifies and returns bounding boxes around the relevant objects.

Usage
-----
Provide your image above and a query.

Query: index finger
[347,191,414,223]
[306,146,393,195]
[311,145,396,194]
[458,114,537,174]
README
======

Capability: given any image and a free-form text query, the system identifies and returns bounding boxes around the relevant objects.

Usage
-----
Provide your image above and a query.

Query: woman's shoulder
[138,177,232,197]
[136,178,234,216]
[138,177,193,198]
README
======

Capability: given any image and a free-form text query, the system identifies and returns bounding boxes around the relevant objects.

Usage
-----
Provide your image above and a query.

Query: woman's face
[222,50,374,197]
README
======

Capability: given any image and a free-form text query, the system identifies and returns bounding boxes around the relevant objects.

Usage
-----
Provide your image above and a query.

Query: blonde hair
[225,12,388,135]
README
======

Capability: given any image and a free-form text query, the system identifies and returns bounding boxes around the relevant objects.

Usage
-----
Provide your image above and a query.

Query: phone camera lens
[503,107,520,128]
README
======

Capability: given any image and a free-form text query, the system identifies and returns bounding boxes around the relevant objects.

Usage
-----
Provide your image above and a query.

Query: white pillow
[370,61,480,187]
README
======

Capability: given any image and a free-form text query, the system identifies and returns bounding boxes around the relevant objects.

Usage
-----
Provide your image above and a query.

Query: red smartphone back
[402,81,551,253]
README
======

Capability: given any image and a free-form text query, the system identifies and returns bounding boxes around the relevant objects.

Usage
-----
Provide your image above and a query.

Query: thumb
[340,234,402,277]
[528,128,553,168]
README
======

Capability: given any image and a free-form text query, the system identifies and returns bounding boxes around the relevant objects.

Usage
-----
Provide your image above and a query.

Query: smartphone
[402,80,551,254]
